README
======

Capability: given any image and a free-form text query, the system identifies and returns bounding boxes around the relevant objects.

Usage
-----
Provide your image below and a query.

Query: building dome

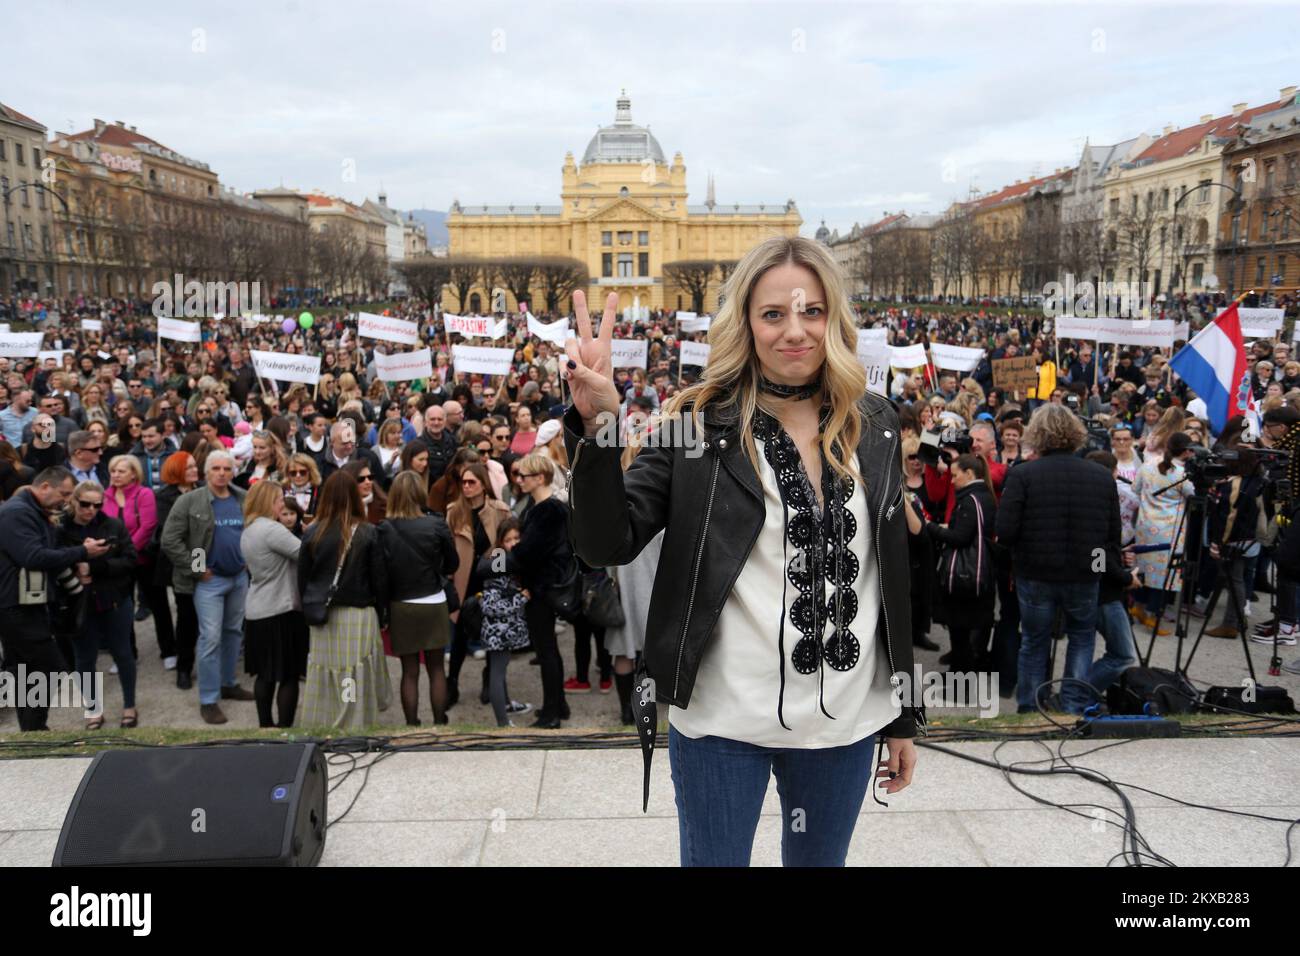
[581,91,666,165]
[815,219,831,243]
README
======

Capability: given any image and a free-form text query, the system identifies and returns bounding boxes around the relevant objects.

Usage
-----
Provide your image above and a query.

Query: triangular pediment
[586,197,666,222]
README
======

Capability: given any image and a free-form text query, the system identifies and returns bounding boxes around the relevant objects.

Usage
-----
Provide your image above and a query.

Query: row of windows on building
[0,139,41,168]
[1107,156,1300,217]
[601,251,651,278]
[0,176,48,210]
[602,230,650,246]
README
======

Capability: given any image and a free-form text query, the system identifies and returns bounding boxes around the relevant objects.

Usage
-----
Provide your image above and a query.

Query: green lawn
[0,710,1288,758]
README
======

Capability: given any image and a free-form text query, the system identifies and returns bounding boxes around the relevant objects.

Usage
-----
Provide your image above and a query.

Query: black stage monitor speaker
[53,743,327,867]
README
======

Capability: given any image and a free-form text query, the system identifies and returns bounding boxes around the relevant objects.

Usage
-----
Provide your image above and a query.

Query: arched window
[469,292,481,313]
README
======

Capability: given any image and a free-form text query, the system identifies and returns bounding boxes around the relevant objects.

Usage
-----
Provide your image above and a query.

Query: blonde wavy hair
[664,235,866,483]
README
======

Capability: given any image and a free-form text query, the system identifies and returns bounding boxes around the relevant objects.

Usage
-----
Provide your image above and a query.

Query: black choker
[759,376,821,401]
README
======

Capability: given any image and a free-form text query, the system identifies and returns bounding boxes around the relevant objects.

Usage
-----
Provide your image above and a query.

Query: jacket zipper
[673,452,720,700]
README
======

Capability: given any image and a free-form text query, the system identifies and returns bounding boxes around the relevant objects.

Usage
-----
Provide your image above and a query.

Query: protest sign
[680,340,711,367]
[251,350,322,385]
[157,317,201,343]
[0,333,45,357]
[375,348,435,382]
[358,311,419,345]
[992,356,1039,392]
[451,345,514,376]
[611,339,648,369]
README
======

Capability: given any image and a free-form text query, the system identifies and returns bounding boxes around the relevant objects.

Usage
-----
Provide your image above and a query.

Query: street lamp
[0,180,70,297]
[1172,180,1242,298]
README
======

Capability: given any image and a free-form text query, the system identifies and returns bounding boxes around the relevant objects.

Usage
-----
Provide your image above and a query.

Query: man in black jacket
[411,404,458,483]
[996,404,1121,714]
[318,419,382,483]
[0,467,110,730]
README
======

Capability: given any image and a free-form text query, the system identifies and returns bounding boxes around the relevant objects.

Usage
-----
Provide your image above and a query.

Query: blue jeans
[1088,600,1139,704]
[73,597,136,712]
[668,726,877,867]
[193,573,248,705]
[1015,576,1099,714]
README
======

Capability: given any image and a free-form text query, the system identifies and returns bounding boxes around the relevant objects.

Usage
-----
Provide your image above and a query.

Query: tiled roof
[1133,97,1289,163]
[0,103,45,132]
[970,169,1072,210]
[66,123,165,151]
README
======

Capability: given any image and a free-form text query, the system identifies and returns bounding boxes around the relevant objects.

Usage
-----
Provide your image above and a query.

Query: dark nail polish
[567,360,577,370]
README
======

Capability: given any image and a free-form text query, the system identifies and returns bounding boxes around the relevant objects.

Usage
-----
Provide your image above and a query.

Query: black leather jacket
[564,392,925,807]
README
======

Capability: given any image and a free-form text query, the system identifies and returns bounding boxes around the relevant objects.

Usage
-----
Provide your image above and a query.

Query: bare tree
[445,256,487,313]
[534,256,588,312]
[663,259,716,312]
[396,255,451,310]
[494,257,539,311]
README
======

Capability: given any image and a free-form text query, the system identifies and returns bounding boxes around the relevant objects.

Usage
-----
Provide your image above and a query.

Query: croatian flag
[1168,302,1254,435]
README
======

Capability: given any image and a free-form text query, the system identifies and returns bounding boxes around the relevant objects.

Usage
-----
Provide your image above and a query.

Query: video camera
[1062,393,1112,453]
[917,425,972,467]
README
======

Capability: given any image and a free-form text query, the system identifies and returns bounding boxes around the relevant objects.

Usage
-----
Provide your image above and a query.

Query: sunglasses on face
[288,468,308,477]
[76,500,103,510]
[83,445,104,454]
[357,474,373,482]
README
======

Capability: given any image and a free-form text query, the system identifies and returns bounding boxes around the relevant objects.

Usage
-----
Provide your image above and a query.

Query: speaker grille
[58,746,312,866]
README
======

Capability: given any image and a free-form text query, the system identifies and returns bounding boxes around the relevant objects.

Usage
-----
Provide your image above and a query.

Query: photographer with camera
[0,466,111,731]
[1200,434,1266,642]
[921,419,1006,521]
[995,404,1121,714]
[59,481,140,729]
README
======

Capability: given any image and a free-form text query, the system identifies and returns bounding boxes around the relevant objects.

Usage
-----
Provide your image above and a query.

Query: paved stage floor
[2,737,1296,866]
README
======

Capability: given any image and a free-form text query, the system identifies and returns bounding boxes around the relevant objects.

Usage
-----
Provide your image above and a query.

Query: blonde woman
[374,419,405,490]
[240,481,307,727]
[79,383,111,428]
[1140,407,1186,464]
[563,236,920,866]
[532,418,568,501]
[284,452,321,519]
[234,430,286,490]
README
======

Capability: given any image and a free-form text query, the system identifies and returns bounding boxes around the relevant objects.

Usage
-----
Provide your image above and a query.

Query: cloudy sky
[10,0,1300,236]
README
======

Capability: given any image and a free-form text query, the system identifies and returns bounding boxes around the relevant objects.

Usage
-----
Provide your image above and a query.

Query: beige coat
[446,496,513,604]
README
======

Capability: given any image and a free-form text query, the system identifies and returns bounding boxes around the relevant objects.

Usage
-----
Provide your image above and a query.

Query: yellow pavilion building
[444,92,802,314]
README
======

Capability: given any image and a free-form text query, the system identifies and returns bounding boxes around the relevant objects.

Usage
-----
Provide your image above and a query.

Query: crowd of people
[0,284,1298,735]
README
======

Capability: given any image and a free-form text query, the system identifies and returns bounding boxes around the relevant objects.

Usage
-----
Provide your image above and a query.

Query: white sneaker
[1250,625,1297,646]
[109,663,119,675]
[1283,658,1300,675]
[163,656,178,671]
[472,648,486,660]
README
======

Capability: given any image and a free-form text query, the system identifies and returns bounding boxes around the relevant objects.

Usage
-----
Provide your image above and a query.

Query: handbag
[303,526,354,626]
[939,494,993,598]
[582,570,625,628]
[545,557,584,622]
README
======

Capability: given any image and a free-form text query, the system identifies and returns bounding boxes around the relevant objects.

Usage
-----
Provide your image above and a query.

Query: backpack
[1106,666,1199,716]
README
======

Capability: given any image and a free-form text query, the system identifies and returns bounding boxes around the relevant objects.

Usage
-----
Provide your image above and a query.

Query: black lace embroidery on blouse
[753,409,861,730]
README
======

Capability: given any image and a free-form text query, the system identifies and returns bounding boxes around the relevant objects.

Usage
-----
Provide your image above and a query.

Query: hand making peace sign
[563,290,622,428]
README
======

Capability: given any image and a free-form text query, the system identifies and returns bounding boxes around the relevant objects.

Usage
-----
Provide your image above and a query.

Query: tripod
[1139,477,1258,682]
